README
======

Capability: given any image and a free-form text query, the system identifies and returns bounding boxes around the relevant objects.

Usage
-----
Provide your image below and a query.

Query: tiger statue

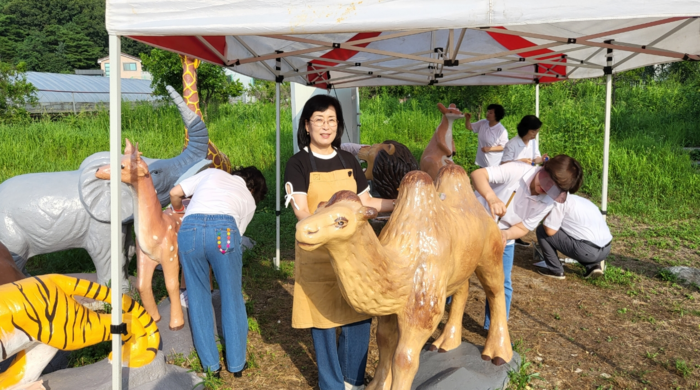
[0,274,160,390]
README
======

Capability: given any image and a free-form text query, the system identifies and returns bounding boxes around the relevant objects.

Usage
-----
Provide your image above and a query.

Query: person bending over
[501,115,548,165]
[470,154,583,329]
[535,194,612,280]
[465,103,509,168]
[170,166,268,378]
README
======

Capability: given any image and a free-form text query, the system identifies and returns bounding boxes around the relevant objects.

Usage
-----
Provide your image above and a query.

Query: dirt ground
[212,217,700,389]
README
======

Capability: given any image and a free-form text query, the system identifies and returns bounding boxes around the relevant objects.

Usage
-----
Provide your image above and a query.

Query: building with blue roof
[25,72,156,114]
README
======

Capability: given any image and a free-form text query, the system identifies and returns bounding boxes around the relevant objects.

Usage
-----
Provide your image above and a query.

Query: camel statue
[419,103,464,182]
[96,139,185,331]
[296,164,512,390]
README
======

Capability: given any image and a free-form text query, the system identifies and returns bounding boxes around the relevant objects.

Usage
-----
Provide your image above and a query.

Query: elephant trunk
[149,86,211,206]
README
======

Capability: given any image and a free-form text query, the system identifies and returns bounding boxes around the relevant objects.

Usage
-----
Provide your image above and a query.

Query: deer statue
[96,139,185,331]
[419,103,464,182]
[296,164,512,390]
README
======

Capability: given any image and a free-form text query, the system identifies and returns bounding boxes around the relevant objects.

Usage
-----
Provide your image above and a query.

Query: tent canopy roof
[106,1,699,87]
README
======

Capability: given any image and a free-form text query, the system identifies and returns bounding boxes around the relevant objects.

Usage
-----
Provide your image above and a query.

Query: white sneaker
[345,382,365,390]
[180,290,189,308]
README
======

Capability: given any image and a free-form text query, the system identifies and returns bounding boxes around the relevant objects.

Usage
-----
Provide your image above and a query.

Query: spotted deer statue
[96,139,185,331]
[419,103,464,182]
[180,55,232,173]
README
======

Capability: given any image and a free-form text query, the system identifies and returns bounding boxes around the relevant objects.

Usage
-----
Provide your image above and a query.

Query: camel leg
[474,251,513,366]
[366,314,399,390]
[430,281,469,352]
[390,316,441,390]
[135,240,161,323]
[162,258,184,331]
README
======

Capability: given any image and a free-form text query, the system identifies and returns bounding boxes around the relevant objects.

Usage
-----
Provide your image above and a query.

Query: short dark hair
[543,154,583,194]
[487,104,505,121]
[516,115,542,138]
[232,166,268,205]
[296,94,346,150]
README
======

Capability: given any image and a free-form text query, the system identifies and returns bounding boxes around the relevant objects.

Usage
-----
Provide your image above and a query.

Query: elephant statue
[0,86,210,291]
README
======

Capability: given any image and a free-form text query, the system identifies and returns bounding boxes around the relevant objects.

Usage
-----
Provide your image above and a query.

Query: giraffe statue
[180,55,232,173]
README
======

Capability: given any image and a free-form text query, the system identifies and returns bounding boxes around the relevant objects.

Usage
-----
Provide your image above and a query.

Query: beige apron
[291,153,371,329]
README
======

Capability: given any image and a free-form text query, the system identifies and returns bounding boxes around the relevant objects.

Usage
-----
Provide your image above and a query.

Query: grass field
[1,78,699,388]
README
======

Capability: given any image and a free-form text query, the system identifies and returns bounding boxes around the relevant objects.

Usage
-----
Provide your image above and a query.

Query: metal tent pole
[108,34,123,390]
[535,83,540,117]
[274,74,281,270]
[601,41,613,219]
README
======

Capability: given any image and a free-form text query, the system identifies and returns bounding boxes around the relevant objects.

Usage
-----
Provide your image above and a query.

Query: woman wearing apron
[284,95,395,390]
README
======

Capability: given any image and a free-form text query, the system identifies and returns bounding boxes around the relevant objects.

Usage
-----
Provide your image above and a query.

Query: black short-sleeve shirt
[284,148,369,196]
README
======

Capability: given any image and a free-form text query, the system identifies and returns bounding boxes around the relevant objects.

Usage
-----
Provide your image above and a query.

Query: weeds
[659,269,679,283]
[506,339,541,390]
[675,358,694,378]
[67,340,111,367]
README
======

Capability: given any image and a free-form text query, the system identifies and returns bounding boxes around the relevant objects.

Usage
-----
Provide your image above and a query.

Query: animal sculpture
[0,275,160,389]
[0,86,209,291]
[358,141,419,199]
[419,103,464,182]
[296,164,512,390]
[0,242,24,286]
[96,140,185,331]
[180,55,232,173]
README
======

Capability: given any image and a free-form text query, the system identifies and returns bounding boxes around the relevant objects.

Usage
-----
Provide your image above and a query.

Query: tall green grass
[361,79,700,222]
[0,78,698,273]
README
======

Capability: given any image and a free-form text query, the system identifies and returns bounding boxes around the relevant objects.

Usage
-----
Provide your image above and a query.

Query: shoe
[179,290,189,308]
[233,362,248,378]
[345,382,365,390]
[584,265,604,279]
[210,368,221,379]
[515,238,530,247]
[536,267,565,280]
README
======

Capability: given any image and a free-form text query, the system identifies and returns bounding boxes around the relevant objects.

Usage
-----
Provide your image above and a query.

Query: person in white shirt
[465,104,509,167]
[501,115,548,165]
[471,154,583,329]
[169,166,267,378]
[340,142,370,157]
[536,194,612,279]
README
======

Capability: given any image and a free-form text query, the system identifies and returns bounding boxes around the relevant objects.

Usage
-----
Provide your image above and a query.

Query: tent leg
[535,83,540,117]
[108,34,123,390]
[275,82,281,270]
[601,73,612,219]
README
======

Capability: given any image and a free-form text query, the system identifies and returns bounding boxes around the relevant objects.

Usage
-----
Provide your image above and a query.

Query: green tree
[141,48,244,112]
[0,61,37,122]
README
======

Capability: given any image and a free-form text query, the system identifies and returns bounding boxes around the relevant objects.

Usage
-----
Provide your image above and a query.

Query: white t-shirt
[476,163,555,245]
[544,194,612,247]
[471,120,509,167]
[179,169,257,235]
[501,136,541,164]
[340,143,369,156]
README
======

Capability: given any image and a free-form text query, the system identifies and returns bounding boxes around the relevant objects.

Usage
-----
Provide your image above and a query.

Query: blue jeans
[484,243,514,330]
[311,318,372,389]
[178,214,247,373]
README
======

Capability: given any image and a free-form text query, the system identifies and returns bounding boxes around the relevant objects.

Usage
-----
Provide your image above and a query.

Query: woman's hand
[500,230,509,248]
[534,154,549,164]
[486,195,507,219]
[518,157,533,165]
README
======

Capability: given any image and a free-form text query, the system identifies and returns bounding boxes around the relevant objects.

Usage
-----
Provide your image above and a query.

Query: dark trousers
[535,225,611,274]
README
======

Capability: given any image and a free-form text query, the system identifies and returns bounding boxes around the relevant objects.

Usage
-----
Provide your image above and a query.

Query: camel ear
[387,144,396,155]
[124,139,134,155]
[316,201,328,211]
[357,206,378,220]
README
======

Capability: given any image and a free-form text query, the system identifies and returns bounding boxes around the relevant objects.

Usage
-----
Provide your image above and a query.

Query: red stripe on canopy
[487,28,566,83]
[128,36,227,66]
[308,32,382,89]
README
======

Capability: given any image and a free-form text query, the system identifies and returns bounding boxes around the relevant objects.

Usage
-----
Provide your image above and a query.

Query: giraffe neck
[181,55,202,149]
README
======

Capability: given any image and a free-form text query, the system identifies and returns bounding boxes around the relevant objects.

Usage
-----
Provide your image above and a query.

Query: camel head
[296,191,377,252]
[95,139,150,184]
[357,143,396,180]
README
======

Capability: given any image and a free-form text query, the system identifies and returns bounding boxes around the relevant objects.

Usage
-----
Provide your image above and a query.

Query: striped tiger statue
[0,274,160,389]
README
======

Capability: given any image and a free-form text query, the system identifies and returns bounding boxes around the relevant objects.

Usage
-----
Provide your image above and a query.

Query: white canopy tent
[105,2,699,387]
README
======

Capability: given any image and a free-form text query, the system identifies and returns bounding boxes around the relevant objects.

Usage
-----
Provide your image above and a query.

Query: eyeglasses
[309,118,338,128]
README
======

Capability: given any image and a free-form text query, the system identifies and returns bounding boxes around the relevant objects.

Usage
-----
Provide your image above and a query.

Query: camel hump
[400,170,433,188]
[437,163,467,179]
[326,190,362,207]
